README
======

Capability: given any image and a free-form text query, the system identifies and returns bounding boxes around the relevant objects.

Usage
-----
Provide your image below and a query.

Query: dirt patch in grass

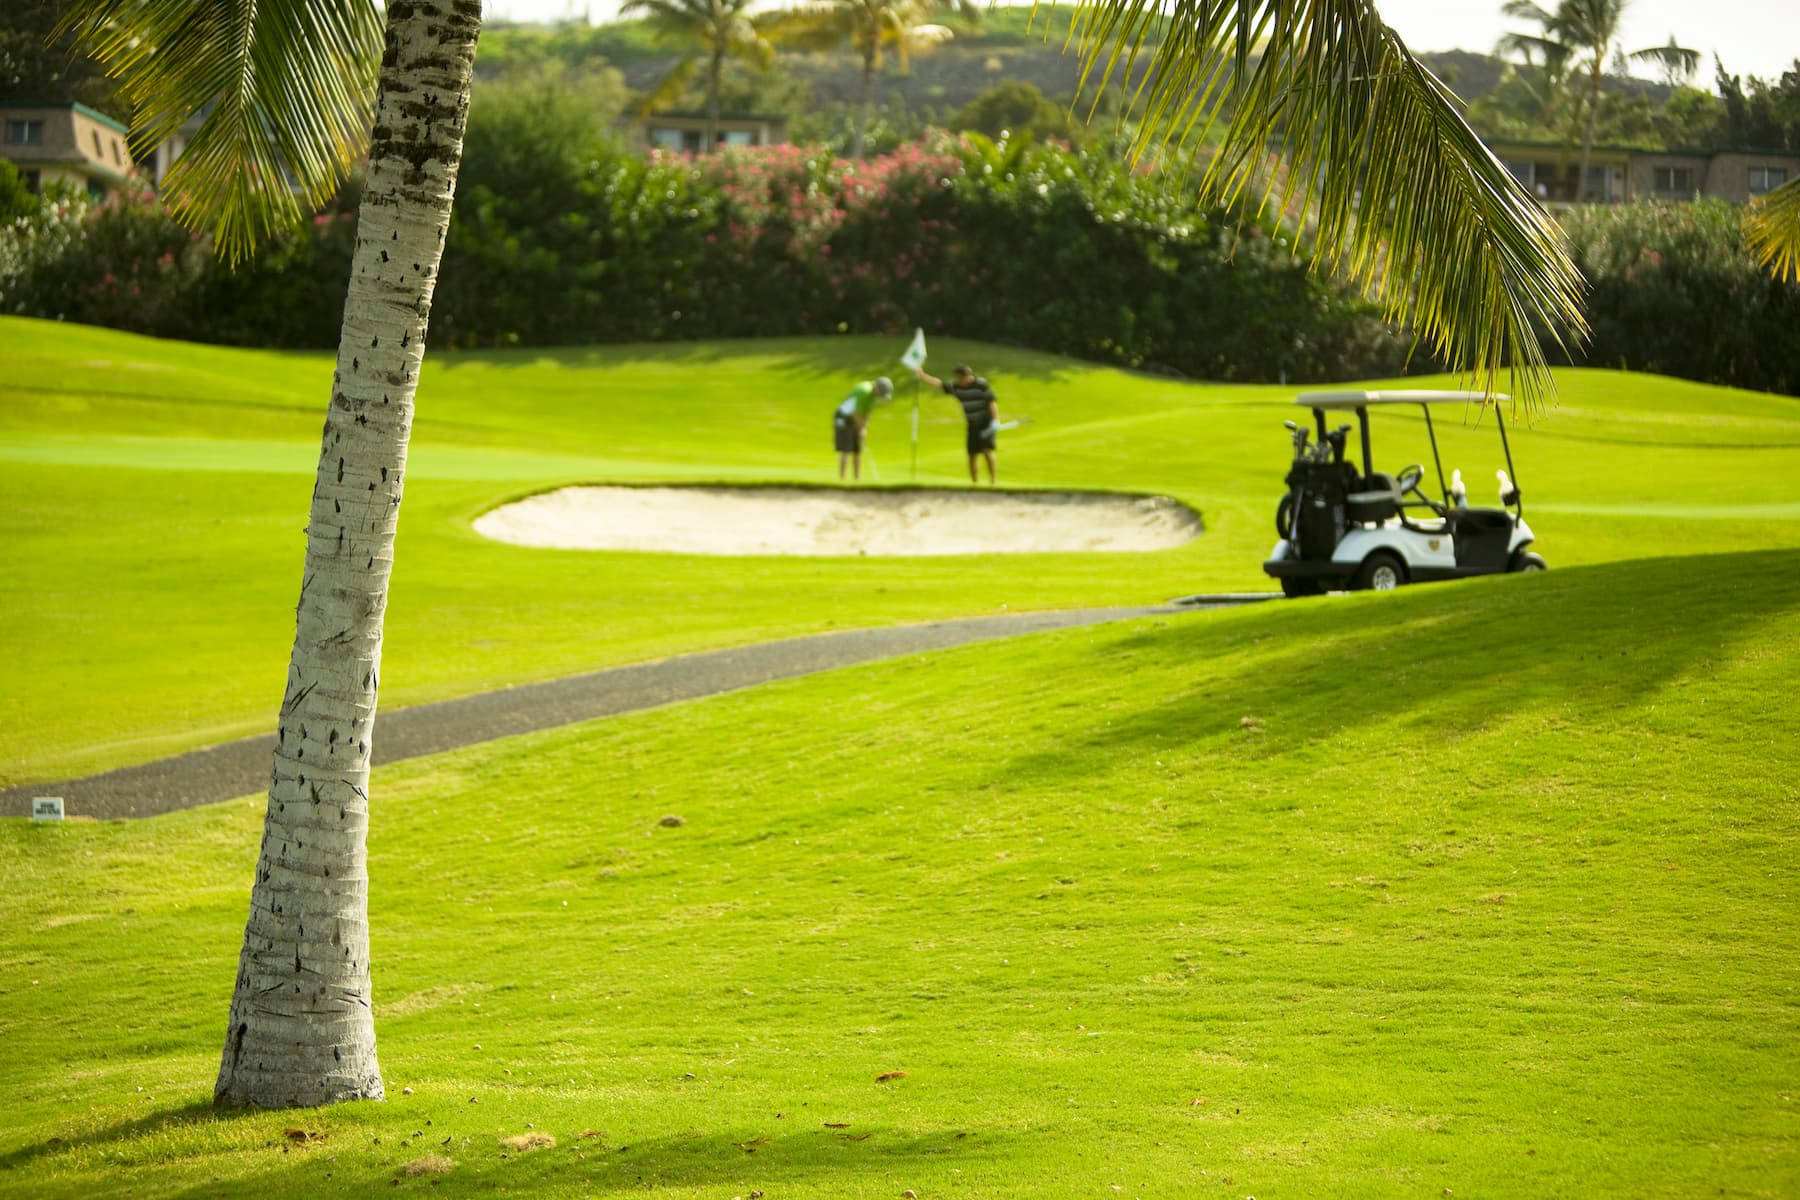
[403,1154,456,1176]
[473,486,1201,556]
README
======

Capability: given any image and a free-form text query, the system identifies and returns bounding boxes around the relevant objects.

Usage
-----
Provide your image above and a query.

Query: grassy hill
[0,548,1794,1197]
[4,316,1799,785]
[0,319,1796,1195]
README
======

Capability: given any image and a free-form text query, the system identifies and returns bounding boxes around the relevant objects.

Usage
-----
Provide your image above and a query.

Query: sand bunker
[474,486,1200,556]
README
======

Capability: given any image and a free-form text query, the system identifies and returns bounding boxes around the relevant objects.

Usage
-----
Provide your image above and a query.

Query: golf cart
[1262,390,1546,596]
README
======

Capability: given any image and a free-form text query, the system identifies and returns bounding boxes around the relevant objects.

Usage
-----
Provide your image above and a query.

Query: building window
[23,168,41,193]
[93,131,104,157]
[1584,164,1622,202]
[1653,165,1696,196]
[722,129,754,147]
[1749,166,1789,195]
[6,119,44,146]
[111,139,123,165]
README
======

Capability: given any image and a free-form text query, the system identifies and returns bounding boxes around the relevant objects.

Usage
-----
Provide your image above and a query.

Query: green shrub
[1560,200,1800,394]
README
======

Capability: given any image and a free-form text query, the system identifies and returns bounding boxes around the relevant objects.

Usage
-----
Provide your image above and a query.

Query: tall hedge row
[0,136,1415,382]
[4,137,1797,395]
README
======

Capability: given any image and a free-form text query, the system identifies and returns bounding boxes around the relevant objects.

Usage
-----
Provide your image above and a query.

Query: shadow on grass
[0,1096,242,1172]
[1000,548,1800,782]
[115,1123,1012,1200]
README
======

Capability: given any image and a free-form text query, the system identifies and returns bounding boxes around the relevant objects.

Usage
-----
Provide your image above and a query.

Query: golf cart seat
[1346,472,1400,524]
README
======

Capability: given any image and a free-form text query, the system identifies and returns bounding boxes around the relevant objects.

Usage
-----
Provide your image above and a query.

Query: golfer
[834,376,892,481]
[916,363,999,484]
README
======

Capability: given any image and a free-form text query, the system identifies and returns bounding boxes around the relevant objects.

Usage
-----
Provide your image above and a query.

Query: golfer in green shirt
[834,376,892,481]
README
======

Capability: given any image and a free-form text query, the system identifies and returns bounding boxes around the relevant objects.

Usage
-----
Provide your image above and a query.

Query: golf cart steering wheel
[1395,464,1446,516]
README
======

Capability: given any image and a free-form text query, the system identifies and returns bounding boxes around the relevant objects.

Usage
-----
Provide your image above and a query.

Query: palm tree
[1746,176,1800,282]
[767,0,962,158]
[623,0,773,153]
[62,0,1599,1110]
[1500,1,1698,201]
[62,0,481,1107]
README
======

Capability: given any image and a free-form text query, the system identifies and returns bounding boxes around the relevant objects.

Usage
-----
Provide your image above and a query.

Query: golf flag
[899,327,927,370]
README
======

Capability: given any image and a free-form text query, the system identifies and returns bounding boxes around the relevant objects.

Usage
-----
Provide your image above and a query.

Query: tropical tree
[623,0,773,152]
[767,0,964,158]
[61,0,480,1107]
[58,0,1598,1111]
[1499,1,1698,200]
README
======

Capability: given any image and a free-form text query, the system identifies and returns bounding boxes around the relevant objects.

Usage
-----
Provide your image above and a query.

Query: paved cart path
[2,600,1270,822]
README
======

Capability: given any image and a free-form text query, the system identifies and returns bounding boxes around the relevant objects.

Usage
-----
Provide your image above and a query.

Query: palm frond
[1745,175,1800,283]
[1066,0,1586,411]
[60,0,382,264]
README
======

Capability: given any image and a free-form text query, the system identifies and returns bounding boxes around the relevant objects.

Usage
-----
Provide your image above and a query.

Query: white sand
[473,486,1201,557]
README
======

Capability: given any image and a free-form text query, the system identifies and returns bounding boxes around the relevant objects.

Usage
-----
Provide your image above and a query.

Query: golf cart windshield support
[1496,408,1521,519]
[1422,407,1448,499]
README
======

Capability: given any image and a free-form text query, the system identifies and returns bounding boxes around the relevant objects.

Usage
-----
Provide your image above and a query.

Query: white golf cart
[1262,390,1545,596]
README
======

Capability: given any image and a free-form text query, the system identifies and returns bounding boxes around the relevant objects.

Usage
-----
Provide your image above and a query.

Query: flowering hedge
[5,136,1419,383]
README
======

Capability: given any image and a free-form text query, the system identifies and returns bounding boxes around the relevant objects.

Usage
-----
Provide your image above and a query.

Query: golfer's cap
[874,376,893,395]
[952,363,973,376]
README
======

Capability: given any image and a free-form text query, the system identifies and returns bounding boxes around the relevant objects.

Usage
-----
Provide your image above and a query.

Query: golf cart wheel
[1509,550,1548,573]
[1280,576,1323,598]
[1354,551,1406,592]
[1275,494,1296,538]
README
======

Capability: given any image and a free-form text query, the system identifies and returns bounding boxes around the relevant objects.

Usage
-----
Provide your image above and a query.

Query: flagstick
[910,377,919,482]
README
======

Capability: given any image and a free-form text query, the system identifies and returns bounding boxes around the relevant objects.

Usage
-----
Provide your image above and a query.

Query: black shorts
[966,423,997,455]
[834,414,860,453]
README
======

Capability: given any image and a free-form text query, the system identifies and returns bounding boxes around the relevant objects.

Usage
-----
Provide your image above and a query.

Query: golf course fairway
[0,317,1796,1198]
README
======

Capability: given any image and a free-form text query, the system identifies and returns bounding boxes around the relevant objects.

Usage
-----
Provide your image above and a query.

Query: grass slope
[1,552,1795,1197]
[5,317,1799,786]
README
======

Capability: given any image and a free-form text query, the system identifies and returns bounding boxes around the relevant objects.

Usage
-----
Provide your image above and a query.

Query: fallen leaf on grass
[500,1133,556,1152]
[875,1071,908,1082]
[734,1136,769,1152]
[823,1122,850,1129]
[402,1154,455,1177]
[579,1129,604,1139]
[283,1129,325,1145]
[839,1132,872,1142]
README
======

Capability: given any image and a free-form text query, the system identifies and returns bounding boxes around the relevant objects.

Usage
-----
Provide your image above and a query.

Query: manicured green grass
[2,552,1795,1198]
[4,317,1799,786]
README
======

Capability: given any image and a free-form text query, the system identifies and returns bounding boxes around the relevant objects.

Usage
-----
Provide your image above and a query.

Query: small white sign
[32,797,65,821]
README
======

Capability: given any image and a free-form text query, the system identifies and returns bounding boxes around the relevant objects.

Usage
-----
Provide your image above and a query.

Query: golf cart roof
[1296,390,1510,410]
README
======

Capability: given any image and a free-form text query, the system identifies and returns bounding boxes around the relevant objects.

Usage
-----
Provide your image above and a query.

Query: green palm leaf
[1745,176,1800,283]
[1067,0,1587,411]
[60,0,382,263]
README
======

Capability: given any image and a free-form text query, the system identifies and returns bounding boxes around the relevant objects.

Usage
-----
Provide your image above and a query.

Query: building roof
[0,100,132,135]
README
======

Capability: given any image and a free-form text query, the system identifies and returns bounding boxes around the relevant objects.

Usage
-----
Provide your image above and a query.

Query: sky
[484,0,1800,87]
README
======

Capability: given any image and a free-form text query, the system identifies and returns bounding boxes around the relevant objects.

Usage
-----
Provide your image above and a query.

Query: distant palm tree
[767,0,965,158]
[1500,0,1698,201]
[623,0,773,152]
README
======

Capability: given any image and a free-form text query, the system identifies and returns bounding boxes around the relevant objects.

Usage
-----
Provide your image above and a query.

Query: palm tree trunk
[853,48,877,159]
[214,0,481,1109]
[1576,59,1602,202]
[706,44,725,152]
